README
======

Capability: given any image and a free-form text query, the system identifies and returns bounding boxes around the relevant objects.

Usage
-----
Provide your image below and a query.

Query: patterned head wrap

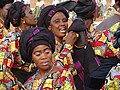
[37,5,69,28]
[19,27,55,63]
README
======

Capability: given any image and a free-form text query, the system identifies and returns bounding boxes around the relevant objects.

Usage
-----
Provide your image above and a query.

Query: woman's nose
[60,21,66,26]
[40,53,47,60]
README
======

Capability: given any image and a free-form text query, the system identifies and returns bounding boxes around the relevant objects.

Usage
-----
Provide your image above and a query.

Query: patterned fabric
[102,63,120,90]
[0,44,24,89]
[53,40,77,76]
[2,30,35,71]
[0,67,24,90]
[24,68,76,90]
[0,19,24,89]
[91,22,120,59]
[0,18,8,45]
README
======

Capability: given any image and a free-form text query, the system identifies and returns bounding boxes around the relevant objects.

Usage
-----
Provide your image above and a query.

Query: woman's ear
[48,25,52,30]
[21,18,26,24]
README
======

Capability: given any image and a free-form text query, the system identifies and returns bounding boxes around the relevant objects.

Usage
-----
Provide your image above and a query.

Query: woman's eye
[44,50,51,54]
[63,19,67,22]
[35,52,41,56]
[55,20,60,23]
[45,51,50,54]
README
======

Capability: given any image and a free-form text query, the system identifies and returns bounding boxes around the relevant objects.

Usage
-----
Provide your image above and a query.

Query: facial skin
[0,4,12,20]
[23,6,36,27]
[84,18,93,31]
[48,12,68,43]
[32,45,52,72]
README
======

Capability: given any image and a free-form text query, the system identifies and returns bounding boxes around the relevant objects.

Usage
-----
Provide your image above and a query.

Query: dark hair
[4,1,26,29]
[0,0,14,8]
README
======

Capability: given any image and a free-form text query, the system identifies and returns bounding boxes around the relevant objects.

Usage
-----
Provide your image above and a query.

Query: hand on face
[65,31,78,45]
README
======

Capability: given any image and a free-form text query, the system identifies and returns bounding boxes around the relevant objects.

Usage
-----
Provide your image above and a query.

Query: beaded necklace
[30,65,53,90]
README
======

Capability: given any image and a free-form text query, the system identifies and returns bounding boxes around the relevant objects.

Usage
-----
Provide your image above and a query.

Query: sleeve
[54,44,77,76]
[56,68,76,90]
[103,63,120,90]
[54,44,73,68]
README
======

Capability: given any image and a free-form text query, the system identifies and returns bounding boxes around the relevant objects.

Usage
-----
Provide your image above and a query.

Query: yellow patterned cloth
[91,22,120,59]
[2,30,35,72]
[0,19,8,45]
[102,63,120,90]
[54,40,77,76]
[24,68,76,90]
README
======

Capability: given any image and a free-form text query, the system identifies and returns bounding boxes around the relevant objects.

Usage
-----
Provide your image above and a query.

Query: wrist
[64,44,73,51]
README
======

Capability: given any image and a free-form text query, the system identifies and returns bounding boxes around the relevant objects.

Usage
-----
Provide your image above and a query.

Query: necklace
[31,65,53,90]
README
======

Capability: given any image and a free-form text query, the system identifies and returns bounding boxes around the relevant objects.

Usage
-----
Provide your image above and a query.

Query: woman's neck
[36,70,47,79]
[19,24,31,31]
[55,37,63,44]
[36,67,53,79]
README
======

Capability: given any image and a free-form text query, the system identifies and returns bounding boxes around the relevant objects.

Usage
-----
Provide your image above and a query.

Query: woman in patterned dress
[3,1,37,84]
[19,27,76,90]
[37,5,81,89]
[0,0,25,89]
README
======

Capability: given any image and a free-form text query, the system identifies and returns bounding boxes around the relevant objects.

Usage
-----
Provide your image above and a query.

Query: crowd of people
[0,0,120,90]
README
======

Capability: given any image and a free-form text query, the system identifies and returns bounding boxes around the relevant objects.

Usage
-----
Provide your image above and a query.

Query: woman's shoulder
[51,66,71,77]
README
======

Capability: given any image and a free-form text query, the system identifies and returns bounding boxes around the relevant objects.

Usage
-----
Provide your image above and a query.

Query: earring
[23,21,25,24]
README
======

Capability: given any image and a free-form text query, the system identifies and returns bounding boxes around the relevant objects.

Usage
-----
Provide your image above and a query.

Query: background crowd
[0,0,120,90]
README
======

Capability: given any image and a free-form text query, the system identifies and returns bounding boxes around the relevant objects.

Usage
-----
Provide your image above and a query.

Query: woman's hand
[65,31,78,45]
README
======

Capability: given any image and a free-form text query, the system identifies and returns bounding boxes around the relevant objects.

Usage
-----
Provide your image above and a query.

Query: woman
[37,5,77,72]
[19,27,76,90]
[87,0,120,89]
[0,0,24,89]
[37,5,77,68]
[37,5,98,90]
[37,5,80,88]
[3,1,36,84]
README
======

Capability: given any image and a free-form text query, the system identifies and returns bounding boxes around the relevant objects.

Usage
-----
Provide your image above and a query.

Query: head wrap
[74,0,96,19]
[4,1,26,29]
[37,5,69,28]
[68,18,87,33]
[0,0,14,8]
[19,27,55,63]
[55,0,96,20]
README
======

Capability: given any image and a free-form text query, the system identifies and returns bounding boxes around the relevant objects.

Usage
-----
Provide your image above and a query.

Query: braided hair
[4,1,26,29]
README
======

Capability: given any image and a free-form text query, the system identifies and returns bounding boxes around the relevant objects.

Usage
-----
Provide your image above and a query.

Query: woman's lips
[41,61,49,66]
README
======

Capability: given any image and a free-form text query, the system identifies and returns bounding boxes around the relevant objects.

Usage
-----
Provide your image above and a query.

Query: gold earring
[23,21,25,24]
